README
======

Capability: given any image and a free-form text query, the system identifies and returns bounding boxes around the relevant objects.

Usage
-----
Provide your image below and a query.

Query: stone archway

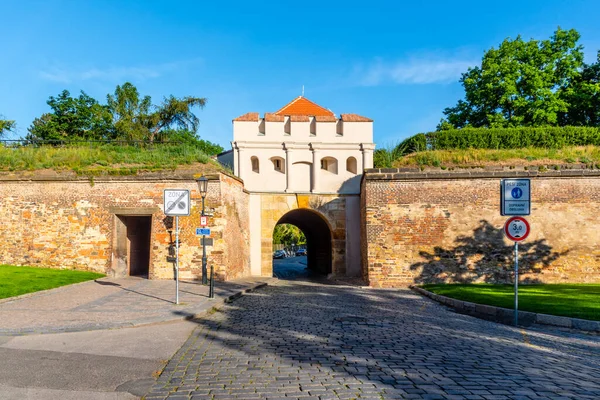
[257,194,349,278]
[275,209,332,275]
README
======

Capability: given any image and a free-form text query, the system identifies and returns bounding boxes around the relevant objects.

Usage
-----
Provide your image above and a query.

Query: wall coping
[411,286,600,332]
[364,166,600,181]
[0,169,241,183]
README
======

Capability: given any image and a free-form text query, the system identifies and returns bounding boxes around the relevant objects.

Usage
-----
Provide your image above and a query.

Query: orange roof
[274,96,334,117]
[233,112,259,122]
[341,113,373,122]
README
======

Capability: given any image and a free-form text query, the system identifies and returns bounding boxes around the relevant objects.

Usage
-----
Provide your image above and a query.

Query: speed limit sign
[504,216,530,242]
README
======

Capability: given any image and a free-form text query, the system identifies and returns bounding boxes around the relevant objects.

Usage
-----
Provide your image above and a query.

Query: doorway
[114,215,152,277]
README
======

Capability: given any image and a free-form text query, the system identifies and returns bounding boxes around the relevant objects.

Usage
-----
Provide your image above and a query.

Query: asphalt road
[272,256,309,279]
[0,320,198,399]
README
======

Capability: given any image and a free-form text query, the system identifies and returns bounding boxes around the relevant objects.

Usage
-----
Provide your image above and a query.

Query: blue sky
[2,0,600,148]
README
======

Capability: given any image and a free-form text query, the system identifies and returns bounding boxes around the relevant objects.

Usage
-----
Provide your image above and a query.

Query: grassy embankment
[0,144,218,175]
[378,145,600,169]
[422,284,600,321]
[0,265,105,299]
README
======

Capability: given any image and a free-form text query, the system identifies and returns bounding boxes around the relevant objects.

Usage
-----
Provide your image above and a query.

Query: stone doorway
[113,215,153,277]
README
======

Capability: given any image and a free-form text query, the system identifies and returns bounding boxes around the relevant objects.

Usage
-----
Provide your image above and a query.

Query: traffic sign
[164,189,190,216]
[504,216,530,242]
[200,216,208,226]
[196,228,211,236]
[501,179,530,216]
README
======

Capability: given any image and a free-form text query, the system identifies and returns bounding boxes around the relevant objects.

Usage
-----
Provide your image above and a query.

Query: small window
[346,157,357,174]
[271,157,285,173]
[320,157,338,174]
[251,156,259,173]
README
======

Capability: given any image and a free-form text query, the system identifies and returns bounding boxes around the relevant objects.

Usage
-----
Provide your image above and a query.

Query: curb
[410,286,600,332]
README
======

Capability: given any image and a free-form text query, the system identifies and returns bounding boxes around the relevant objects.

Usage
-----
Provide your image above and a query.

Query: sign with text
[504,216,531,242]
[501,179,530,216]
[196,228,211,236]
[200,216,208,226]
[163,189,190,216]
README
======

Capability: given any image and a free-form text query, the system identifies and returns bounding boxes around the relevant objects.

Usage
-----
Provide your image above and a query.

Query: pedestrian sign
[501,179,530,216]
[164,189,190,216]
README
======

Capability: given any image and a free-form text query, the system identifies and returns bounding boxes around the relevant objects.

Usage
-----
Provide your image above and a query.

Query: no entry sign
[504,216,530,242]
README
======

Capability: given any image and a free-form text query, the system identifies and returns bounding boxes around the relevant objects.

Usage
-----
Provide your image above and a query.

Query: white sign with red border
[504,216,530,242]
[200,216,208,227]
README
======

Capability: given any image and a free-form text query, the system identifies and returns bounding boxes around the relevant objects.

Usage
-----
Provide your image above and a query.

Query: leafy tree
[106,82,207,143]
[440,28,584,129]
[0,117,15,138]
[106,82,152,141]
[27,90,113,142]
[560,51,600,126]
[273,224,306,246]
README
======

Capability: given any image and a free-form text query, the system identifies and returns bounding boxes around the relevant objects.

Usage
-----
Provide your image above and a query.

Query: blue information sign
[196,228,211,236]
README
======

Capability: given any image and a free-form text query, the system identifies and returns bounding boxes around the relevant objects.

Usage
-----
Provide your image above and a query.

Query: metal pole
[201,197,207,285]
[175,216,180,305]
[514,242,519,326]
[209,265,215,299]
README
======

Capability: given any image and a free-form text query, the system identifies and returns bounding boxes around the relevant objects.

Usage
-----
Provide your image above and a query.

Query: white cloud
[39,59,201,84]
[357,56,477,86]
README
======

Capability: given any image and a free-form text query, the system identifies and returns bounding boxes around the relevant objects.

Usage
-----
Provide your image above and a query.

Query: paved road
[146,279,600,399]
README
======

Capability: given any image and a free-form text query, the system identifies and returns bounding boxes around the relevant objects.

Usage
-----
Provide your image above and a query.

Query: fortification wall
[362,168,600,287]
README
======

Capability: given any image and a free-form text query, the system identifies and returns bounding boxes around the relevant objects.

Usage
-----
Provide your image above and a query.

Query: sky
[2,0,600,148]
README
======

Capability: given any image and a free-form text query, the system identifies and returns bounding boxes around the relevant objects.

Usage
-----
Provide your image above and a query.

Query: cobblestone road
[145,279,600,400]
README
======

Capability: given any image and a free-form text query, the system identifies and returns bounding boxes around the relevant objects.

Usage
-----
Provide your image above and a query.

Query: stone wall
[362,168,600,287]
[0,171,250,281]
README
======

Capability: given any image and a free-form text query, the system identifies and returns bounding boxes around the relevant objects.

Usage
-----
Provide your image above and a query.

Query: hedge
[423,127,600,150]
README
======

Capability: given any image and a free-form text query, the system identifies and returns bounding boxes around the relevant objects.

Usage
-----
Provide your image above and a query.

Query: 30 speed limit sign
[504,216,530,242]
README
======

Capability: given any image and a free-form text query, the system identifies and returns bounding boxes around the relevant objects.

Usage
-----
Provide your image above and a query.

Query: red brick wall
[362,169,600,287]
[0,171,250,281]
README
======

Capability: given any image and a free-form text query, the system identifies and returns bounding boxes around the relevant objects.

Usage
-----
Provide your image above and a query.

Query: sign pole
[514,242,518,326]
[175,216,180,305]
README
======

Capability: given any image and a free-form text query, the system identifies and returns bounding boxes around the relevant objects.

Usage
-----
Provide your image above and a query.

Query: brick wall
[0,171,250,281]
[362,168,600,287]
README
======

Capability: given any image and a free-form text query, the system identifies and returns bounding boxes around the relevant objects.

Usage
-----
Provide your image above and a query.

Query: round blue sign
[511,187,523,199]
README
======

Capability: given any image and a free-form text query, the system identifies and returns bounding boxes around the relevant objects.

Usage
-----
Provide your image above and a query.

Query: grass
[0,143,218,175]
[421,283,600,321]
[391,145,600,168]
[0,265,105,299]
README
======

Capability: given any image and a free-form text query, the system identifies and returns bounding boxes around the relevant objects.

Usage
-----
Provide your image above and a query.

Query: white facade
[230,97,375,194]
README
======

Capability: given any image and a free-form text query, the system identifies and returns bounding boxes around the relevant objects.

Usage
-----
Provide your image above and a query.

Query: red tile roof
[264,113,284,122]
[341,113,373,122]
[274,96,334,117]
[233,112,259,122]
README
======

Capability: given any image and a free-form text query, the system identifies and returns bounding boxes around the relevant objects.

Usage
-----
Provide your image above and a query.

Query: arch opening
[272,209,332,278]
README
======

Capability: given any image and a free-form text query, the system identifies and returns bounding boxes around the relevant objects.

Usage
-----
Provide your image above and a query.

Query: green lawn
[421,284,600,321]
[0,265,105,300]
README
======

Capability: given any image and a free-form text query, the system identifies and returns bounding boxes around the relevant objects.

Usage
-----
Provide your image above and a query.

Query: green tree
[27,90,113,142]
[106,82,152,141]
[440,28,584,129]
[107,82,207,143]
[0,117,15,138]
[273,224,306,246]
[560,51,600,126]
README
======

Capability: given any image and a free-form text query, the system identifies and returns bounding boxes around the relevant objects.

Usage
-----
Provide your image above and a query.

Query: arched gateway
[219,96,375,279]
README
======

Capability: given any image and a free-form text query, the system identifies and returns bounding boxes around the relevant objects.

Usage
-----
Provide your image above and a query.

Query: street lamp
[196,176,208,284]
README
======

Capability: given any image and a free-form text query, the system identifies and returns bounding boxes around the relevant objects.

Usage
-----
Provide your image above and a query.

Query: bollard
[209,265,215,299]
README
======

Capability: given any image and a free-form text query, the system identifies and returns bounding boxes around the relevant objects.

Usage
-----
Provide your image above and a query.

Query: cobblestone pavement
[145,279,600,400]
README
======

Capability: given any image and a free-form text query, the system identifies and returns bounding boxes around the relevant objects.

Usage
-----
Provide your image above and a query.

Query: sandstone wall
[0,171,250,281]
[362,168,600,287]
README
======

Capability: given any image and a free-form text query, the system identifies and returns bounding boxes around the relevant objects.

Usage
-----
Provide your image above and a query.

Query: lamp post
[196,176,208,285]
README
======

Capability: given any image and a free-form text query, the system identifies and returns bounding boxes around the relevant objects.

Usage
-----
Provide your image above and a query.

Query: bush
[425,127,600,150]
